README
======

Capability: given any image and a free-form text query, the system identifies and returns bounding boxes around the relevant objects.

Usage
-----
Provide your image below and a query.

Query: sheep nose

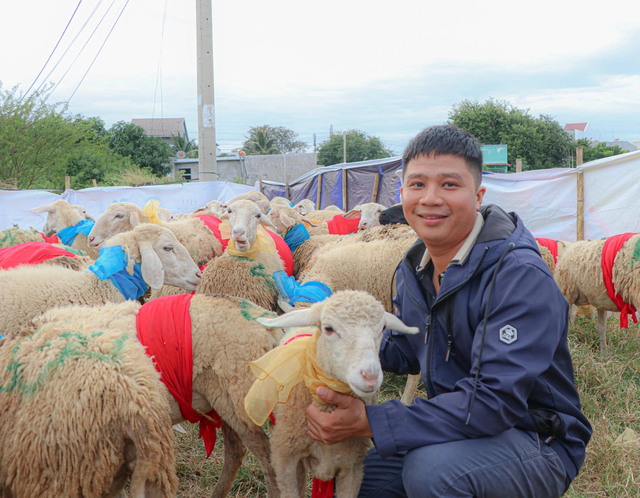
[195,269,202,279]
[88,235,95,242]
[360,369,378,387]
[232,227,245,237]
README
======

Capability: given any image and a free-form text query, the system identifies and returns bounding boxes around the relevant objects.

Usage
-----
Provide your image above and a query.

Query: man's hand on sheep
[307,386,373,444]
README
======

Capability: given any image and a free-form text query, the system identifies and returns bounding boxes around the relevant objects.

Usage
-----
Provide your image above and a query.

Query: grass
[169,315,640,497]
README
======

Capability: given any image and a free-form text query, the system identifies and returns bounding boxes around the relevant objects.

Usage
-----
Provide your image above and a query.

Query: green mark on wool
[0,229,19,248]
[632,239,640,268]
[0,330,128,395]
[239,298,277,322]
[250,263,276,293]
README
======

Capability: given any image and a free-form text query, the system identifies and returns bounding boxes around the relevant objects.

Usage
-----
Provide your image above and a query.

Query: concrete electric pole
[196,0,217,181]
[343,131,347,164]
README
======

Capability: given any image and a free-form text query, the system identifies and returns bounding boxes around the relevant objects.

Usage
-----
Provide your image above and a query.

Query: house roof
[131,118,188,139]
[564,123,588,132]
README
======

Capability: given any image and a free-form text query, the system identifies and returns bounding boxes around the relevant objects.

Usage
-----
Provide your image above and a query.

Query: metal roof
[131,118,188,139]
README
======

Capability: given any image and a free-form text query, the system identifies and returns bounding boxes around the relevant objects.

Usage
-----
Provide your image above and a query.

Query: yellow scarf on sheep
[244,327,353,426]
[143,200,163,226]
[218,222,277,260]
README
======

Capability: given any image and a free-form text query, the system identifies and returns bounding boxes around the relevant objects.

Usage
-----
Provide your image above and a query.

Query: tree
[0,83,92,189]
[316,129,393,166]
[575,138,627,163]
[108,121,173,176]
[171,133,197,155]
[448,98,574,170]
[242,125,307,155]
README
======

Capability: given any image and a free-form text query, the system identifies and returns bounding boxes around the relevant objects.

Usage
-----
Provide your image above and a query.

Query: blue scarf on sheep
[87,245,147,300]
[57,219,95,247]
[272,270,332,305]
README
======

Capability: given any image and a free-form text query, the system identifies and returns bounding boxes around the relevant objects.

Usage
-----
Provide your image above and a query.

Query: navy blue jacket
[366,205,591,481]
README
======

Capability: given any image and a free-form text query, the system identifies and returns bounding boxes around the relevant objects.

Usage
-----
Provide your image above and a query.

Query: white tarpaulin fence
[1,150,640,239]
[0,181,255,232]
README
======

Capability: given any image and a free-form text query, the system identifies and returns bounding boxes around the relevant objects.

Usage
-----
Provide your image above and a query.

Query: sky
[1,0,639,155]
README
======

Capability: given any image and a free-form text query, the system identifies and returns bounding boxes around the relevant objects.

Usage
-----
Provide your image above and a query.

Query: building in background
[564,123,589,140]
[589,139,638,153]
[131,118,189,146]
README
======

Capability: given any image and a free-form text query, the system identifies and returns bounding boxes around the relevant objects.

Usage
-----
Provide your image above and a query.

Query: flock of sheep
[0,190,636,497]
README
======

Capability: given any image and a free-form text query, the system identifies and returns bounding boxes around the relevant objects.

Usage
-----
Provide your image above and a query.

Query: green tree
[242,125,307,155]
[171,132,197,155]
[575,138,627,163]
[0,83,92,189]
[316,129,393,166]
[108,121,173,176]
[448,98,574,170]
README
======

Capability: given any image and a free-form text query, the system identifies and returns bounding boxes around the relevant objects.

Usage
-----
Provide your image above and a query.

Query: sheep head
[268,206,316,235]
[223,191,271,214]
[157,207,174,223]
[293,199,316,216]
[205,200,225,218]
[346,203,386,231]
[106,224,201,291]
[257,290,418,399]
[88,202,149,249]
[30,199,90,236]
[222,199,276,252]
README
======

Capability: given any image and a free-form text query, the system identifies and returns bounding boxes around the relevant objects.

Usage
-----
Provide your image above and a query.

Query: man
[306,125,591,497]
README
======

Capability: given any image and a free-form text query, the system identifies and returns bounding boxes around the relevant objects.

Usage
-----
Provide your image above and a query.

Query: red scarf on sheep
[535,238,558,264]
[0,241,77,270]
[326,215,361,235]
[38,232,60,244]
[195,214,228,252]
[601,233,638,329]
[136,294,222,458]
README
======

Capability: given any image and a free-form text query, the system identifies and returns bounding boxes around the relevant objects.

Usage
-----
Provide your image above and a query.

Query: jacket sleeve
[367,253,568,458]
[378,263,421,376]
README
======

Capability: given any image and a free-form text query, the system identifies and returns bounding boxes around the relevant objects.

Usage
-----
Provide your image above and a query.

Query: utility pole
[313,133,317,153]
[343,131,347,164]
[330,125,333,136]
[196,0,217,181]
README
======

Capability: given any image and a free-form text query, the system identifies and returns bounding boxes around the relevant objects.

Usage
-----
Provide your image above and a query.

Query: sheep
[555,235,640,354]
[29,199,99,259]
[324,205,344,213]
[355,202,386,231]
[306,209,343,222]
[224,190,271,214]
[537,243,556,274]
[205,199,225,217]
[270,196,292,209]
[0,226,54,248]
[0,223,201,340]
[293,199,315,216]
[157,207,174,222]
[193,200,284,311]
[88,202,223,266]
[0,241,93,272]
[249,290,419,498]
[0,308,177,498]
[34,294,286,498]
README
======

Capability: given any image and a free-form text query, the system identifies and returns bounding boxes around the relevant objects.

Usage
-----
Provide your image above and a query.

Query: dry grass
[170,315,640,497]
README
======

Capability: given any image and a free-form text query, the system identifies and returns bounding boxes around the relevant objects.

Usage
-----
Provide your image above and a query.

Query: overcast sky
[2,0,639,154]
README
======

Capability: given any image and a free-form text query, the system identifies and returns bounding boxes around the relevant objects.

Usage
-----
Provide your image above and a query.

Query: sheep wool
[602,233,638,328]
[0,227,47,248]
[0,317,177,497]
[536,237,559,264]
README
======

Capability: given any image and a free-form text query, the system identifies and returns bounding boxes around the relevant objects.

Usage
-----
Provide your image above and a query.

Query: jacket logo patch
[499,325,518,344]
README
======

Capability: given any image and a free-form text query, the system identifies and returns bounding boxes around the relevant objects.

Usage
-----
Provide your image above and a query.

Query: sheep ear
[258,213,277,229]
[257,306,322,328]
[130,210,141,227]
[31,203,56,214]
[138,240,164,290]
[257,200,271,214]
[384,312,419,335]
[301,217,318,227]
[279,211,298,229]
[344,209,361,219]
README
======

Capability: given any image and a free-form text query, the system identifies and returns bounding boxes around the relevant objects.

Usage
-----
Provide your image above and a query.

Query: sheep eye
[323,326,335,334]
[255,213,261,219]
[115,214,124,219]
[227,209,232,214]
[164,246,174,252]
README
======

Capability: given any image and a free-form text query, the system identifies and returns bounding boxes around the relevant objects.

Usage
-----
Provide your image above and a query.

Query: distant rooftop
[564,123,589,132]
[131,118,188,140]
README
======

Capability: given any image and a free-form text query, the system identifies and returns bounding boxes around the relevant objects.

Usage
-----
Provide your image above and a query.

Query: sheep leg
[569,305,578,325]
[271,450,303,498]
[242,431,281,498]
[401,374,421,405]
[296,460,307,497]
[597,308,608,356]
[209,422,247,498]
[335,465,365,498]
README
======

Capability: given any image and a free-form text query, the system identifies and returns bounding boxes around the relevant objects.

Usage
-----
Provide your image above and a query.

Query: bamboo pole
[516,158,522,173]
[317,173,323,209]
[371,173,381,203]
[342,169,348,210]
[259,179,263,193]
[92,179,97,187]
[576,147,584,241]
[286,183,290,200]
[64,176,70,190]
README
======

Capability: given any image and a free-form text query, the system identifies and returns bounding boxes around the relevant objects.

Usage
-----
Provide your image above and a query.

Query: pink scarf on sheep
[136,294,222,458]
[535,238,558,264]
[326,214,361,235]
[0,241,77,269]
[601,233,638,329]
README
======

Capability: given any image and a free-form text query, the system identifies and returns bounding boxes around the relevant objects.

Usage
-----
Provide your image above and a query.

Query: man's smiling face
[401,152,485,252]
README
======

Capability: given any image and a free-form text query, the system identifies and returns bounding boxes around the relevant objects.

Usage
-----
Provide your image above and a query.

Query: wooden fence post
[342,169,348,211]
[286,183,290,200]
[64,176,70,190]
[92,179,97,187]
[259,179,263,193]
[371,173,381,203]
[516,158,522,173]
[576,147,584,241]
[317,173,323,209]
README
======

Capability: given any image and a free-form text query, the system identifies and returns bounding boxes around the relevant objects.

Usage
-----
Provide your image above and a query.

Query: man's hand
[306,386,373,444]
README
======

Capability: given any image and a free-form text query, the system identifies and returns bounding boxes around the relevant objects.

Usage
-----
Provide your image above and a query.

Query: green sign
[481,145,508,165]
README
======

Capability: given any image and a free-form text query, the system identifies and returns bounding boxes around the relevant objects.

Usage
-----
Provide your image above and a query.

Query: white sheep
[250,290,419,498]
[205,199,225,218]
[0,223,201,339]
[270,196,292,210]
[0,311,178,498]
[293,199,315,216]
[223,190,271,214]
[354,202,386,231]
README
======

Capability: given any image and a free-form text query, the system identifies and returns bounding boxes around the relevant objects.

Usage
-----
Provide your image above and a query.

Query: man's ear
[476,186,486,211]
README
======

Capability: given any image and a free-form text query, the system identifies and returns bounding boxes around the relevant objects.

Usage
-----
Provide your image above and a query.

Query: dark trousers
[357,428,569,498]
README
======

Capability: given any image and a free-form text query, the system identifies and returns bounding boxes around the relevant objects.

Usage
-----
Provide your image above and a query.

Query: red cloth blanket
[326,215,361,235]
[535,238,558,264]
[136,294,222,457]
[0,241,77,270]
[38,232,60,244]
[601,233,638,329]
[264,228,294,276]
[195,214,228,252]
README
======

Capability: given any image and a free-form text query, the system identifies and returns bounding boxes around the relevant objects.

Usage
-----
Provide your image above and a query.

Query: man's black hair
[402,125,483,187]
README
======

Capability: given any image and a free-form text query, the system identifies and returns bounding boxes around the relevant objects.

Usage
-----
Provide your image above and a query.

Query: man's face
[401,153,485,251]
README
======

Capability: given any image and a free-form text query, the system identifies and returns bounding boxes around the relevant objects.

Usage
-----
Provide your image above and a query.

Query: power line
[21,0,83,100]
[68,0,130,102]
[152,0,170,131]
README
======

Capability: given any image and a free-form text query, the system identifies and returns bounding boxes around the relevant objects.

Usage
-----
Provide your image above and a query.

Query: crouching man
[306,125,591,497]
